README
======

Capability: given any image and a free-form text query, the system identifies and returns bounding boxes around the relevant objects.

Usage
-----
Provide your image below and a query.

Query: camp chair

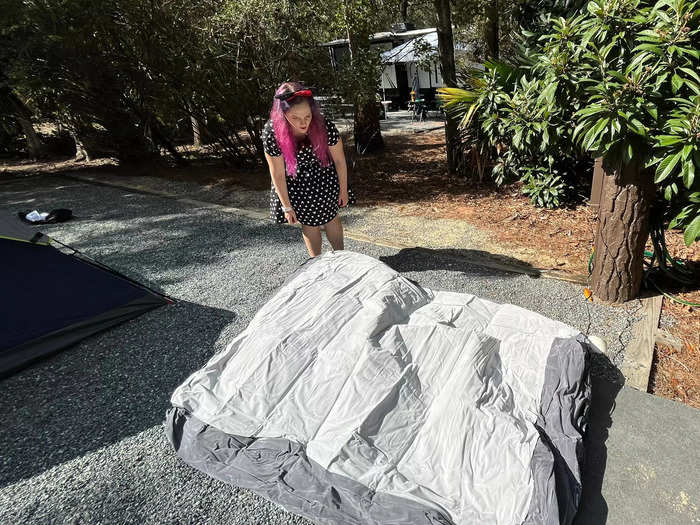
[411,98,428,122]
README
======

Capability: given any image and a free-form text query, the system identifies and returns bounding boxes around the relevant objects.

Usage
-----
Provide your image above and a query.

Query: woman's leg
[324,214,344,251]
[301,224,322,257]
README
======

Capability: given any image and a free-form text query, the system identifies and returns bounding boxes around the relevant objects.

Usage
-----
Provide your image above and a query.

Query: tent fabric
[165,250,591,525]
[1,215,168,377]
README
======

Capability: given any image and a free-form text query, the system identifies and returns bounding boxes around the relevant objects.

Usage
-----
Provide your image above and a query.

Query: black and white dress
[262,115,357,227]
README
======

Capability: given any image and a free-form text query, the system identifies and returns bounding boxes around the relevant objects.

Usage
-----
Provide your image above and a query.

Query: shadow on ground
[1,176,633,525]
[0,300,237,488]
[1,179,298,290]
[379,246,540,279]
[0,178,305,489]
[574,356,625,525]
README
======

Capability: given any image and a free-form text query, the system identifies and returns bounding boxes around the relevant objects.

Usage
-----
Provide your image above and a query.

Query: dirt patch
[650,339,700,409]
[0,155,117,177]
[651,295,700,409]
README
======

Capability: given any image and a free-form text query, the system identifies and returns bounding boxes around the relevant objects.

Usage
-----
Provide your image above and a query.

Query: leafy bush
[521,168,570,208]
[1,0,336,165]
[441,0,700,244]
[442,59,587,207]
[569,0,700,245]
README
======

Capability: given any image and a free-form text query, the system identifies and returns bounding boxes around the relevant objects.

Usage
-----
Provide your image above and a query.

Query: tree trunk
[70,129,90,161]
[17,117,45,159]
[343,0,384,155]
[484,1,499,60]
[354,99,383,154]
[401,0,410,22]
[147,112,187,166]
[591,160,655,303]
[434,0,458,175]
[188,101,202,147]
[0,87,46,159]
[191,115,201,147]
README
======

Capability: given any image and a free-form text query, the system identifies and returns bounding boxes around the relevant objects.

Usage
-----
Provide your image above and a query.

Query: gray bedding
[165,250,591,524]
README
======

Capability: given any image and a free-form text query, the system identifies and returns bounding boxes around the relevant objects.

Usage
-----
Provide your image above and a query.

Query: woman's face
[285,101,312,134]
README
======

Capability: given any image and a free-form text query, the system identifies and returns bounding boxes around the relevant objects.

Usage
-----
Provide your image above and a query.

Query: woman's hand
[338,188,349,207]
[284,209,298,224]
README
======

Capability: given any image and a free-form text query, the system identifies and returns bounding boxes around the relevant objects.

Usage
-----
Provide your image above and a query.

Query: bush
[441,59,586,207]
[1,0,336,166]
[440,0,700,244]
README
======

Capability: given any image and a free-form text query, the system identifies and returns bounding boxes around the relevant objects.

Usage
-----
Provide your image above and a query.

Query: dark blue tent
[1,215,170,377]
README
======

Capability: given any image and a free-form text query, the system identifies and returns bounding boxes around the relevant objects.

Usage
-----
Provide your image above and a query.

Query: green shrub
[441,0,700,244]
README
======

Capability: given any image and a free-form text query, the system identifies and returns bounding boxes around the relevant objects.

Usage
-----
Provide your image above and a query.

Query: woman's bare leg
[301,224,322,257]
[324,214,344,251]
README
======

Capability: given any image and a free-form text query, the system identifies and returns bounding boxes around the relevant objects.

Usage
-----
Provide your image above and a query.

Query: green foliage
[521,168,570,208]
[183,0,337,163]
[441,59,585,207]
[1,0,339,164]
[570,0,700,245]
[448,0,585,61]
[329,0,395,109]
[442,0,700,245]
[657,94,700,245]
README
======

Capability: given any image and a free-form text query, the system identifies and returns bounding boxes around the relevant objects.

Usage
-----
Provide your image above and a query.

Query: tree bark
[188,101,202,147]
[146,112,187,166]
[354,99,383,154]
[4,89,46,159]
[70,129,90,161]
[17,117,45,159]
[401,0,410,22]
[484,1,499,60]
[191,115,201,147]
[591,160,655,303]
[434,0,458,175]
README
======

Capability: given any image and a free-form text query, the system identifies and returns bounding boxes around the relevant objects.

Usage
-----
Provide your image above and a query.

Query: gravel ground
[57,169,591,278]
[1,176,637,524]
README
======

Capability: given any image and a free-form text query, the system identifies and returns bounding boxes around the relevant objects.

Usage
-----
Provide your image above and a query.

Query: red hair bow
[276,89,313,102]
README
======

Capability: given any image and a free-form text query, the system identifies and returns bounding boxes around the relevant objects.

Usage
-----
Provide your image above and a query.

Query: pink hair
[270,81,332,178]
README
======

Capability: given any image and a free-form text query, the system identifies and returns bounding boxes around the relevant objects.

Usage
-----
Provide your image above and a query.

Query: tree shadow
[643,265,700,295]
[573,353,625,525]
[0,300,239,488]
[378,246,540,279]
[1,181,300,295]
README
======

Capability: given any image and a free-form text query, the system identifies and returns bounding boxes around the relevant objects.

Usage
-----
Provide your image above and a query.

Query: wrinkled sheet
[166,250,591,525]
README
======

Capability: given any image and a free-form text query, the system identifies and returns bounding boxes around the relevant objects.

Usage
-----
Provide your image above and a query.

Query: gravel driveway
[1,175,636,524]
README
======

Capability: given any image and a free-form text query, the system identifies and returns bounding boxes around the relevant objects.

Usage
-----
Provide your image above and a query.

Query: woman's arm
[329,137,347,191]
[265,153,292,208]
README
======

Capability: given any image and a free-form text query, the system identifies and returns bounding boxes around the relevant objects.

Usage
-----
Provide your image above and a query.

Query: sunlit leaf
[671,74,684,94]
[684,216,700,246]
[654,152,681,183]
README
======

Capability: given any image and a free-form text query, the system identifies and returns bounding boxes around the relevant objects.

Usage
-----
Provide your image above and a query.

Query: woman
[262,81,356,257]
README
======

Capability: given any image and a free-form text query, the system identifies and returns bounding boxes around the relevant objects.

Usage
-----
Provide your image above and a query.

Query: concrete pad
[575,376,700,524]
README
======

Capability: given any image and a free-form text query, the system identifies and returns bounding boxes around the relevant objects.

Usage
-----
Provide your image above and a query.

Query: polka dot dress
[262,115,357,227]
